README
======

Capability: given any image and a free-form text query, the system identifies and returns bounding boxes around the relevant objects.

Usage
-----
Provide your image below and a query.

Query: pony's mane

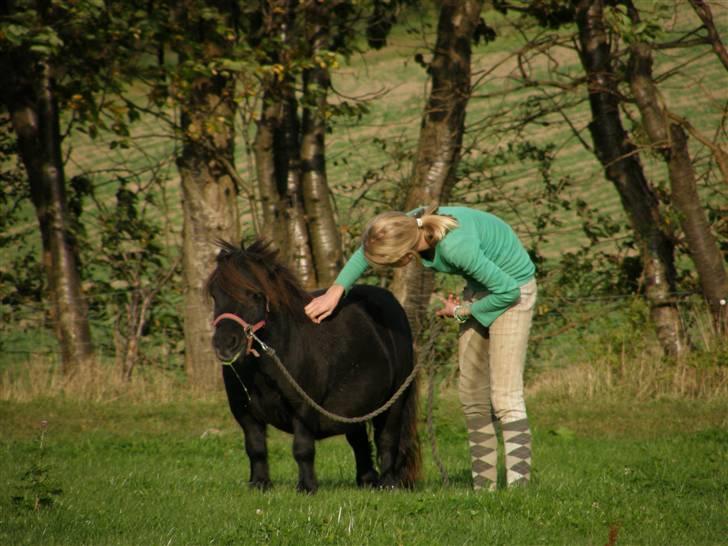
[208,239,311,320]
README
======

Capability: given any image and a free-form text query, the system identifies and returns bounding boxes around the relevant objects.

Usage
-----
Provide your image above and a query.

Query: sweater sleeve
[333,245,369,291]
[442,237,522,327]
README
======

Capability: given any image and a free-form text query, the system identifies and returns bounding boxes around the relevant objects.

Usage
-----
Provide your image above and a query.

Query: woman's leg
[489,279,537,486]
[458,319,497,491]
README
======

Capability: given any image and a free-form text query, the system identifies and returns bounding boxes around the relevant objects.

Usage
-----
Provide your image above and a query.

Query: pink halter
[212,313,266,358]
[212,312,265,334]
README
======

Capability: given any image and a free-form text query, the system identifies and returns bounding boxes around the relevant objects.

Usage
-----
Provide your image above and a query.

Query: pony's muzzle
[212,328,243,363]
[212,314,267,362]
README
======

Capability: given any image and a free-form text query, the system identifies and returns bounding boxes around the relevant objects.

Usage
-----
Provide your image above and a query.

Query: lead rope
[237,331,421,425]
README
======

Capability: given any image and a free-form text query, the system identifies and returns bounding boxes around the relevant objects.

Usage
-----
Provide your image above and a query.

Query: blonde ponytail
[419,205,458,245]
[362,206,459,266]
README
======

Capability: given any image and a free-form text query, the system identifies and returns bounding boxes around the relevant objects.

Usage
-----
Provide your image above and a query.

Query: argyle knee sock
[466,415,498,491]
[502,418,531,486]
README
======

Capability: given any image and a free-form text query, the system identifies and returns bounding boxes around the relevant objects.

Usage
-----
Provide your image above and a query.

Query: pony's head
[207,239,310,363]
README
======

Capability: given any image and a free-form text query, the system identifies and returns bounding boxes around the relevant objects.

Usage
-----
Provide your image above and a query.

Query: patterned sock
[503,418,531,486]
[466,415,498,491]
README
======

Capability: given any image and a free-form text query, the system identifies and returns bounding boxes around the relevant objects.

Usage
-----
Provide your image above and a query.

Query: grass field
[1,391,726,545]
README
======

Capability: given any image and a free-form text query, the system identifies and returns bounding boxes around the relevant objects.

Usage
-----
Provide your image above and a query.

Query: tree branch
[687,0,728,72]
[667,110,728,184]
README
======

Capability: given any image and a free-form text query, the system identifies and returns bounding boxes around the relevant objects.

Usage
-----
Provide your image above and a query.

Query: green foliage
[76,177,183,373]
[10,420,63,512]
[0,118,44,307]
[603,4,664,45]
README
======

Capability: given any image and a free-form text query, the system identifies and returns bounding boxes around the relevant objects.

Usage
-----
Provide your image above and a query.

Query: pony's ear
[239,239,246,251]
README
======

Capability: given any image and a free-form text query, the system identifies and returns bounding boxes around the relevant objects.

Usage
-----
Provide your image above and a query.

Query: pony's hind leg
[373,409,402,488]
[292,417,318,493]
[346,425,379,487]
[373,385,421,489]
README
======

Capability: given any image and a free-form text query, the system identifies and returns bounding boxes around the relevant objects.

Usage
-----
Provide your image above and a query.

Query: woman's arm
[333,246,369,291]
[304,246,369,323]
[442,239,521,326]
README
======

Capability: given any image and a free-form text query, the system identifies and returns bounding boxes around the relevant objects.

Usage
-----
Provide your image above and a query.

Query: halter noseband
[212,312,266,334]
[212,313,267,361]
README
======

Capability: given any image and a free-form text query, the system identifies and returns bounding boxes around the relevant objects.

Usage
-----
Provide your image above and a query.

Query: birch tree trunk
[575,0,689,358]
[281,94,317,290]
[390,0,485,333]
[254,94,288,250]
[253,90,317,291]
[301,2,343,287]
[252,0,342,290]
[628,38,728,334]
[2,58,95,376]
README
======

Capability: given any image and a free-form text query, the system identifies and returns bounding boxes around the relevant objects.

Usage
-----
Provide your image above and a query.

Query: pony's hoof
[356,470,380,488]
[377,476,399,490]
[249,479,272,491]
[296,481,318,494]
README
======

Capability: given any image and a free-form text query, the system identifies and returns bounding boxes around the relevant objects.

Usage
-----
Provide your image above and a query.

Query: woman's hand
[305,284,345,324]
[436,293,463,319]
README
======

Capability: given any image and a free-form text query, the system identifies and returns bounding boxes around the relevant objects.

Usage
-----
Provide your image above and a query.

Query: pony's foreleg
[291,417,318,493]
[240,416,272,490]
[223,367,271,490]
[346,425,379,487]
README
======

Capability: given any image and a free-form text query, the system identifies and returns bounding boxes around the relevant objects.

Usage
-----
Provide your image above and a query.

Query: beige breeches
[457,278,537,424]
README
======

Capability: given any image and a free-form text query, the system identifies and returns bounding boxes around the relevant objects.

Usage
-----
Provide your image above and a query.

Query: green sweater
[334,206,535,327]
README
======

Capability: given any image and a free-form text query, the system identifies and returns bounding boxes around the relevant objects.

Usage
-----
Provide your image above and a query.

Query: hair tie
[416,218,423,228]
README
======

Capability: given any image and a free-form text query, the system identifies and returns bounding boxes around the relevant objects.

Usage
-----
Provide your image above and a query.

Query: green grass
[1,393,726,545]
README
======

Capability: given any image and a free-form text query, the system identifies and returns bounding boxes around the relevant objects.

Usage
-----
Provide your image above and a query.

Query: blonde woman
[305,206,537,491]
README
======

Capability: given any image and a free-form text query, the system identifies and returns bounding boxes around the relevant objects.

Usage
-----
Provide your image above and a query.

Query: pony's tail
[396,371,422,488]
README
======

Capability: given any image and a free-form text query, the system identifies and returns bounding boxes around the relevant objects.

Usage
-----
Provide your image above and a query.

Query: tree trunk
[178,86,239,388]
[174,1,240,388]
[300,3,343,287]
[575,0,689,358]
[254,94,288,249]
[628,39,728,333]
[282,94,317,290]
[253,91,317,290]
[2,58,94,375]
[252,0,317,288]
[390,0,484,333]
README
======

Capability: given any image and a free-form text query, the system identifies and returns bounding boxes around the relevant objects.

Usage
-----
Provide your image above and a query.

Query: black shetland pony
[207,240,420,493]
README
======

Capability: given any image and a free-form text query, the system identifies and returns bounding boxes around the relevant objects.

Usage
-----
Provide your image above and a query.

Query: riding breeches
[457,278,537,424]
